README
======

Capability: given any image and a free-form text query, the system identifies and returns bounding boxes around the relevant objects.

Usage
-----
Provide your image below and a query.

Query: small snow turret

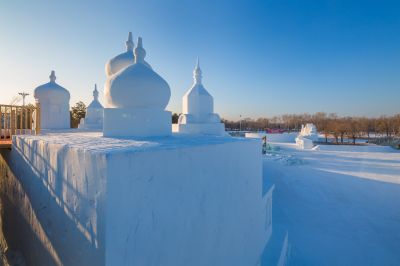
[103,37,172,137]
[88,84,103,109]
[194,58,202,84]
[174,59,226,135]
[134,37,146,63]
[126,32,134,51]
[181,59,213,118]
[49,70,56,82]
[78,84,104,129]
[34,71,70,129]
[93,84,99,99]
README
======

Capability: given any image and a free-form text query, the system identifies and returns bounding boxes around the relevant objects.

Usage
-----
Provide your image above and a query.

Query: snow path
[263,144,400,265]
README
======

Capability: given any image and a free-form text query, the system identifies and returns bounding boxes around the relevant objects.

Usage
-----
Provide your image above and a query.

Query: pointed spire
[134,37,146,64]
[126,32,134,51]
[93,84,99,101]
[193,58,202,84]
[49,70,56,83]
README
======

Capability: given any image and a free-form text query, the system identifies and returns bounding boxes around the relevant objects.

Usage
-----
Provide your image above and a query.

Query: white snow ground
[262,143,400,265]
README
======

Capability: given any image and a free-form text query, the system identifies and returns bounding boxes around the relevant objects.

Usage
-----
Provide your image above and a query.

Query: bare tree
[345,117,361,144]
[376,116,391,137]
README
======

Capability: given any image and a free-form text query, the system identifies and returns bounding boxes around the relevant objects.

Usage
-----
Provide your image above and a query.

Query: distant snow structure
[103,37,171,137]
[78,84,103,129]
[299,123,318,141]
[296,123,318,149]
[173,59,226,135]
[295,136,314,149]
[33,71,70,129]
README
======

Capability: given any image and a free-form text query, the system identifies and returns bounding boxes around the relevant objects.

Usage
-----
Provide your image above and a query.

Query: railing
[0,103,41,140]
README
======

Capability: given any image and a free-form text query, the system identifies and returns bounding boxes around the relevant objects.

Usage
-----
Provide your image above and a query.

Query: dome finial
[193,58,202,84]
[93,84,99,101]
[50,70,56,83]
[134,37,146,63]
[126,32,134,51]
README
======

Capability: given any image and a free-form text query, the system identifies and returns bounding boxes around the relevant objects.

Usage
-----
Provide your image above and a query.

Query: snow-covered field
[263,143,400,265]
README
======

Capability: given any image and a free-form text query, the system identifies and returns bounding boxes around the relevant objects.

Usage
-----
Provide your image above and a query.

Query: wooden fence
[0,103,40,140]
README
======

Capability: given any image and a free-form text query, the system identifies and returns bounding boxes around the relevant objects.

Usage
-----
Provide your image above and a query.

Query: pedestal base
[172,122,226,136]
[103,108,171,137]
[78,122,103,130]
[78,118,103,130]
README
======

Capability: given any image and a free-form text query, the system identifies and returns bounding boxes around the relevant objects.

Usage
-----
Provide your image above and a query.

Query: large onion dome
[104,37,171,109]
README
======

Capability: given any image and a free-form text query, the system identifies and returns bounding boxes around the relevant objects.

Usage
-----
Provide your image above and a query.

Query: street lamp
[239,114,242,133]
[18,92,29,106]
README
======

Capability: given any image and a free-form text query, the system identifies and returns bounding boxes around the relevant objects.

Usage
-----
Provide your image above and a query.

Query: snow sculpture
[33,71,70,129]
[174,59,226,135]
[78,84,103,129]
[296,123,318,149]
[296,136,314,149]
[103,37,172,137]
[299,123,318,142]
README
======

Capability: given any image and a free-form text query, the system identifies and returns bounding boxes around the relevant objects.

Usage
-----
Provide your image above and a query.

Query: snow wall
[0,133,270,266]
[0,139,106,265]
[245,132,298,143]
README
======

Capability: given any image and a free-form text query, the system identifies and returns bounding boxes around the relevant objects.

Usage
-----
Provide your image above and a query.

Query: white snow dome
[104,37,171,109]
[34,71,70,129]
[34,71,70,102]
[105,32,135,77]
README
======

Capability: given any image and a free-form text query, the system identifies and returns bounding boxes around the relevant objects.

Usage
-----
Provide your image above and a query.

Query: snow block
[172,122,226,135]
[103,108,171,137]
[0,132,270,266]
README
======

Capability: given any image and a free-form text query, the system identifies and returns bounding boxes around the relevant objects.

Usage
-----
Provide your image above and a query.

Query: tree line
[222,112,400,144]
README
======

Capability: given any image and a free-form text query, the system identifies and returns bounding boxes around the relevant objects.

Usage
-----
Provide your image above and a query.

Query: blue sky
[1,0,399,120]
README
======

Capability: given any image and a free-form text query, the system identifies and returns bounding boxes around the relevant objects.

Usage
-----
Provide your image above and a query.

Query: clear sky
[1,0,399,120]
